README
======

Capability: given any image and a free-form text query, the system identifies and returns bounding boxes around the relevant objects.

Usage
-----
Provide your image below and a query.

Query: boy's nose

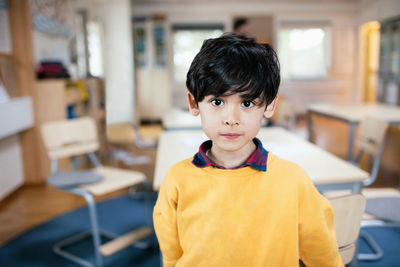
[223,106,240,126]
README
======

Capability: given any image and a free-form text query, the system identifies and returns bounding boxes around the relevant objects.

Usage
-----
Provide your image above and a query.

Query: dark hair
[233,18,248,31]
[186,33,280,107]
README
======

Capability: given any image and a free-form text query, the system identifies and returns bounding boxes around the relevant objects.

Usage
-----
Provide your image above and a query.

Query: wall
[131,1,361,112]
[99,0,136,125]
[31,0,74,69]
[33,32,71,67]
[357,0,400,25]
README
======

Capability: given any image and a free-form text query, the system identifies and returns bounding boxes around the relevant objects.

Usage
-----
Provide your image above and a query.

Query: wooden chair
[329,193,366,265]
[359,195,400,261]
[106,122,157,149]
[299,194,365,266]
[41,117,153,267]
[351,117,400,261]
[106,122,158,166]
[353,116,389,186]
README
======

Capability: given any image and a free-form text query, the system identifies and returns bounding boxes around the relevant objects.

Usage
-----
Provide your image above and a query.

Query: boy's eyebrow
[239,94,260,101]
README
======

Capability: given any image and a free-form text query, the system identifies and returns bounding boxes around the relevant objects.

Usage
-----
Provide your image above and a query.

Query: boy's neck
[208,140,256,169]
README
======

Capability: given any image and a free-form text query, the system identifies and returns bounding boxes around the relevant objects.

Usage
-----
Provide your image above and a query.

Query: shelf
[0,96,34,139]
[65,88,83,105]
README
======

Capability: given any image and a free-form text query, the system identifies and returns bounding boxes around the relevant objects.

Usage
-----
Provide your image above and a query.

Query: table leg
[398,156,400,191]
[347,123,356,161]
[352,182,362,193]
[307,110,313,142]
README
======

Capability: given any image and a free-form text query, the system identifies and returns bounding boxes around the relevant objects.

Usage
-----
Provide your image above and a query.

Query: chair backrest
[356,116,389,157]
[354,116,389,186]
[41,117,99,160]
[328,193,366,265]
[273,100,296,130]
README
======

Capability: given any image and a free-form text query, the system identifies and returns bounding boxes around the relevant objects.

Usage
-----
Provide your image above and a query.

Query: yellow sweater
[153,153,343,267]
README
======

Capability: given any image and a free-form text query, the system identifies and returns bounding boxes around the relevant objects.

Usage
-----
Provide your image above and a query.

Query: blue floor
[0,195,160,267]
[0,194,399,266]
[358,227,400,267]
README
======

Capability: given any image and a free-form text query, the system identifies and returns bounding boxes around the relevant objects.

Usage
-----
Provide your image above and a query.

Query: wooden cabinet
[0,97,34,200]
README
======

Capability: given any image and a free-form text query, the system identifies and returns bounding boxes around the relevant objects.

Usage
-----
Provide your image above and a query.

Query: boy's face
[187,92,278,155]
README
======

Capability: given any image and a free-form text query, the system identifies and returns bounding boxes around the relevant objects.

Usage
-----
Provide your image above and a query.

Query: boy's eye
[241,100,255,108]
[211,99,224,106]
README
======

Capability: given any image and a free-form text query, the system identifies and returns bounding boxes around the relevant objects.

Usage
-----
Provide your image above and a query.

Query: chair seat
[49,171,103,188]
[366,197,400,222]
[79,167,146,196]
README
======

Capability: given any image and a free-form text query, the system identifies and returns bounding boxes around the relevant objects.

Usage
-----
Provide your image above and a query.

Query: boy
[153,33,343,267]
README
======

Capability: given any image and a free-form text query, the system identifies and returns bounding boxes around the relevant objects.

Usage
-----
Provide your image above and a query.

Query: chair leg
[81,189,103,267]
[143,180,154,229]
[398,161,400,191]
[57,187,117,267]
[53,230,116,267]
[128,180,154,250]
[357,230,384,261]
[54,231,95,267]
[128,180,154,228]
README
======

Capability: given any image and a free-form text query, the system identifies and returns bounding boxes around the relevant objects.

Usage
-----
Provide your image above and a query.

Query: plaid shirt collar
[192,138,268,171]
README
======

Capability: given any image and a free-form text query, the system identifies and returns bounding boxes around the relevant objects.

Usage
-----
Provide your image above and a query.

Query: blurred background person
[233,18,250,36]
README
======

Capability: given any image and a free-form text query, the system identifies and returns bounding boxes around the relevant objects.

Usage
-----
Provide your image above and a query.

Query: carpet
[0,195,160,267]
[0,194,399,267]
[358,227,400,267]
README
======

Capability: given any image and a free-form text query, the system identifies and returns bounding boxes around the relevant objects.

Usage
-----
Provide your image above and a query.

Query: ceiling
[131,0,362,5]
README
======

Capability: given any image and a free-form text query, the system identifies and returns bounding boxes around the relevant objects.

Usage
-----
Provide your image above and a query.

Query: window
[153,23,166,68]
[133,25,147,69]
[87,21,104,77]
[172,25,224,82]
[278,22,331,80]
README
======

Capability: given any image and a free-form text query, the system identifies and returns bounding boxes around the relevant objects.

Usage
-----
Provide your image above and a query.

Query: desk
[307,103,400,161]
[153,127,369,192]
[161,108,202,130]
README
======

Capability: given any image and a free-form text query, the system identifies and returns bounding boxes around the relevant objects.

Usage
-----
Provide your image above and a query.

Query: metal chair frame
[49,152,153,267]
[42,118,153,267]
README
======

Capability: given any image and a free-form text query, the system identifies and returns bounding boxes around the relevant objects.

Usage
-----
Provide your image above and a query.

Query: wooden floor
[0,117,399,248]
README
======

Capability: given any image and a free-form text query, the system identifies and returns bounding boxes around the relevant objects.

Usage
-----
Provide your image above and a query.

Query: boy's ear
[263,95,279,118]
[187,93,200,116]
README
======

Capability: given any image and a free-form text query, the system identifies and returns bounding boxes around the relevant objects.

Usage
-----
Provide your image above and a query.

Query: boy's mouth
[221,133,241,140]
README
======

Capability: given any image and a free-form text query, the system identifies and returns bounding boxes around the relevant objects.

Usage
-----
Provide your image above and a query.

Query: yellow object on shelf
[66,80,89,101]
[65,88,82,105]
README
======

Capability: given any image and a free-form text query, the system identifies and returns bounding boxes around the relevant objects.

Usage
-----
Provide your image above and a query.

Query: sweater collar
[192,138,268,172]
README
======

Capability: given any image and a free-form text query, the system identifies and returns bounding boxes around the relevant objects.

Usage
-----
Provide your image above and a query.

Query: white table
[161,108,202,130]
[307,103,400,161]
[162,108,268,130]
[153,127,369,193]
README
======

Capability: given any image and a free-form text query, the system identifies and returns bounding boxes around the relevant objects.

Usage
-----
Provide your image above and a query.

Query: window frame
[277,21,332,81]
[171,24,225,82]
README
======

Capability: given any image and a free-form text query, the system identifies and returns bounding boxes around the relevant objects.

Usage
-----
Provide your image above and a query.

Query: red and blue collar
[192,138,268,171]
